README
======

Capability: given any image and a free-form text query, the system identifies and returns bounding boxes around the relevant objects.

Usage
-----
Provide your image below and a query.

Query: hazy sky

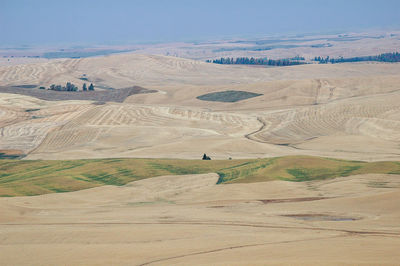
[1,0,400,45]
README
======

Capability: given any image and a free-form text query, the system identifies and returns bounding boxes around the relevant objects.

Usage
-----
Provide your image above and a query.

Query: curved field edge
[0,155,399,197]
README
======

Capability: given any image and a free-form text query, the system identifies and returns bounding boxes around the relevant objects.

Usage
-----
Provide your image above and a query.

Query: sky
[1,0,400,45]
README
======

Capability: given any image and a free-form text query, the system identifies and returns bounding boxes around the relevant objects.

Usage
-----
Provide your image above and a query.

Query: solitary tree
[88,83,94,91]
[202,153,211,160]
[82,83,87,91]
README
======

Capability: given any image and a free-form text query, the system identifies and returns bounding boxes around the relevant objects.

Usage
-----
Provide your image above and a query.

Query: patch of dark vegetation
[92,101,106,105]
[79,77,89,81]
[216,173,226,184]
[0,150,25,160]
[0,85,157,103]
[197,90,262,103]
[0,153,24,159]
[283,214,359,221]
[314,52,400,64]
[208,57,307,66]
[46,82,91,92]
[12,85,37,89]
[25,108,40,112]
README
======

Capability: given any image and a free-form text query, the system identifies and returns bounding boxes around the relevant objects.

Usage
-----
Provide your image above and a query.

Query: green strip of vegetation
[0,156,398,197]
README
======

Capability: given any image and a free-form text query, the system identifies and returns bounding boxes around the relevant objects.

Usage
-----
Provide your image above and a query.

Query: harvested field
[1,50,400,265]
[0,54,399,161]
[0,85,157,103]
[1,172,400,265]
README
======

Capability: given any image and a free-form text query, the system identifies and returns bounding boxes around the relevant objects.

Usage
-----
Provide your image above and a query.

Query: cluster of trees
[49,82,78,91]
[43,82,95,91]
[82,83,95,91]
[290,55,305,61]
[314,52,400,64]
[207,57,306,66]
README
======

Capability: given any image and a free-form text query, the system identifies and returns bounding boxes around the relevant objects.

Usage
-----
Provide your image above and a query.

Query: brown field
[1,35,400,265]
[1,172,400,265]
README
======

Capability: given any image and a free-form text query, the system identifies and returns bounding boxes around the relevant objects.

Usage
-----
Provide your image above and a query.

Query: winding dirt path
[138,235,346,266]
[244,117,267,142]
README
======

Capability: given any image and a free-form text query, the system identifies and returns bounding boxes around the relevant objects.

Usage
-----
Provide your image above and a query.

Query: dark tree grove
[49,82,78,91]
[206,57,307,66]
[45,82,94,92]
[314,52,400,64]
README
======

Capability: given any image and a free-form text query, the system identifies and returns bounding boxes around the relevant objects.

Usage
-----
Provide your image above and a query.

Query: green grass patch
[0,156,399,197]
[285,165,362,181]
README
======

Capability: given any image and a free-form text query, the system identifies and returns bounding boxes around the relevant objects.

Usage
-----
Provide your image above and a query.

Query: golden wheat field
[0,54,399,161]
[1,51,400,265]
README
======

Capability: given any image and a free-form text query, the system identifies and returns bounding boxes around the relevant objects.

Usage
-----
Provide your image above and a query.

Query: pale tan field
[0,53,399,161]
[1,50,400,265]
[1,172,400,265]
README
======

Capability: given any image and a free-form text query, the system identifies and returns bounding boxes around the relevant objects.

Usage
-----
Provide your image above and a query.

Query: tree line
[206,57,307,66]
[40,82,95,91]
[314,52,400,64]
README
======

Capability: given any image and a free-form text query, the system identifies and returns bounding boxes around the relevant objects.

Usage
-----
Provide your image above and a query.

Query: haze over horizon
[1,0,400,46]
